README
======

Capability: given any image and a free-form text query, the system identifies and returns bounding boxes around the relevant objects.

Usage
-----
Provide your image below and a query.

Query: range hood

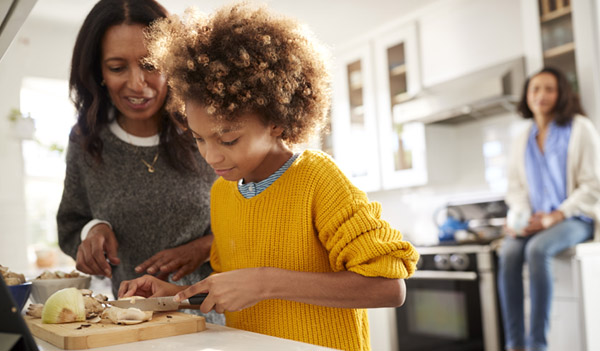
[394,57,526,125]
[0,0,37,62]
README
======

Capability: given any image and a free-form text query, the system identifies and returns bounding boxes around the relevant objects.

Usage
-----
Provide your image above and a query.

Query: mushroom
[83,295,105,317]
[101,306,153,325]
[26,303,44,318]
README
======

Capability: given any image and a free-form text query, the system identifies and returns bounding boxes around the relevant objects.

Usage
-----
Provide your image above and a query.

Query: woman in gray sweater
[56,0,223,324]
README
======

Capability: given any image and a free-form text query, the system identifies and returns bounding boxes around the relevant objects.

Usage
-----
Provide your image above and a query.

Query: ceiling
[27,0,440,47]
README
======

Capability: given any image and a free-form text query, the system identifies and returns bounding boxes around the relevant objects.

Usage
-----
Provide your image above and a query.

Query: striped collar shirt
[238,153,300,198]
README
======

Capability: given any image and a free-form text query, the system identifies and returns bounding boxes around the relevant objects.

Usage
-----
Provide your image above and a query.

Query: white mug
[506,208,531,236]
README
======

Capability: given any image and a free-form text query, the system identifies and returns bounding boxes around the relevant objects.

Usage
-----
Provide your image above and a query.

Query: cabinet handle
[410,271,477,281]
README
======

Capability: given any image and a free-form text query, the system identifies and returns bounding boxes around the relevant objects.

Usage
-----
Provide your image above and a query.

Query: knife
[107,293,208,312]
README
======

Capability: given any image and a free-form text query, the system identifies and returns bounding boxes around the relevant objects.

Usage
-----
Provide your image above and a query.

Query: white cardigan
[505,115,600,241]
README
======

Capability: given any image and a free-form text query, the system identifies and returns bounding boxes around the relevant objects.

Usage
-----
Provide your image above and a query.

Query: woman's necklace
[123,128,160,173]
[140,151,159,173]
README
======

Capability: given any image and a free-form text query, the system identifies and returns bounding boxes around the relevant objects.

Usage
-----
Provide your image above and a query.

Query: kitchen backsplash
[368,112,529,246]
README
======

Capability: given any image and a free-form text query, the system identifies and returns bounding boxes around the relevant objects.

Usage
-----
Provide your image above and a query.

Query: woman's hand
[522,212,544,236]
[118,274,186,298]
[522,210,565,236]
[175,268,267,314]
[76,223,120,277]
[541,210,565,229]
[135,234,213,281]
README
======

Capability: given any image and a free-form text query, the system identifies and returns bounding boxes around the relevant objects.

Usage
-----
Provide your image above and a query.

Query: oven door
[396,271,484,351]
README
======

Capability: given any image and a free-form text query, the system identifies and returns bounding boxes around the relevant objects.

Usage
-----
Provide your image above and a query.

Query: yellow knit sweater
[210,150,419,351]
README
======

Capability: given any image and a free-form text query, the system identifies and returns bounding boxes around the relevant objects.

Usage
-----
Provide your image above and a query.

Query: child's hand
[175,268,267,314]
[118,274,186,298]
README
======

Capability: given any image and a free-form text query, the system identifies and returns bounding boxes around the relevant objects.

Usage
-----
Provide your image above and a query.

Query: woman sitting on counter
[118,3,419,351]
[499,67,600,351]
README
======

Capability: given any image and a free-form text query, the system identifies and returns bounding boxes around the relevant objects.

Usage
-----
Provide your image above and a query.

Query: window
[20,77,75,262]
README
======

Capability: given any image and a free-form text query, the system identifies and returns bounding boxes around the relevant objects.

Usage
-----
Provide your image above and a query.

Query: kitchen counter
[34,323,338,351]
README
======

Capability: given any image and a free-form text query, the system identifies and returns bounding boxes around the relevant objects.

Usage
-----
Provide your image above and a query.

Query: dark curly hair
[69,0,202,173]
[145,3,332,145]
[517,67,585,125]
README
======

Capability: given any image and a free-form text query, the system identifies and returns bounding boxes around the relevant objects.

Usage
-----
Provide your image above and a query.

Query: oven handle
[410,270,478,281]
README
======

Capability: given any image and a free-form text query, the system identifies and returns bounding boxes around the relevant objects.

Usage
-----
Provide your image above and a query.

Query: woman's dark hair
[517,66,585,125]
[69,0,201,173]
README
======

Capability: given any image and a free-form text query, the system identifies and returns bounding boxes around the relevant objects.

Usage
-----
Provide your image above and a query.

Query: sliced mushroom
[94,294,108,303]
[101,306,152,325]
[88,316,102,324]
[79,289,93,296]
[26,303,44,318]
[83,295,105,317]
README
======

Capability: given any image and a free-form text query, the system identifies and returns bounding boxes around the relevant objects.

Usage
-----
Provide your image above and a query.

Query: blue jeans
[497,218,593,351]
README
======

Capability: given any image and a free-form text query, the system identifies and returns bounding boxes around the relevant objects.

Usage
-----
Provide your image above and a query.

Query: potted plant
[8,108,35,140]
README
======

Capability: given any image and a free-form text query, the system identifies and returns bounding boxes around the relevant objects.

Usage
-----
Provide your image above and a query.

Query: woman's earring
[101,80,106,86]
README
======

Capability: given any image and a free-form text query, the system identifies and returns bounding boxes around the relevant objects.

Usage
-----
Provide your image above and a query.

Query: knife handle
[187,293,208,305]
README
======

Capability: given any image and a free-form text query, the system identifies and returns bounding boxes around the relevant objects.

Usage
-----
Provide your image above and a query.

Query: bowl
[31,275,91,304]
[8,281,32,312]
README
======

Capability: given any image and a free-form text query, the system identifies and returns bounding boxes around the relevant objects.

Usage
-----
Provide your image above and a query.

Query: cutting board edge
[27,312,206,350]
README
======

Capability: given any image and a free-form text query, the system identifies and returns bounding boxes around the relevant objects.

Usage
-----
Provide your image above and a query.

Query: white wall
[0,17,78,272]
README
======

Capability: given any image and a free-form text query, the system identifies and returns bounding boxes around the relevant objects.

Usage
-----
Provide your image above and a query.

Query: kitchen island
[34,323,338,351]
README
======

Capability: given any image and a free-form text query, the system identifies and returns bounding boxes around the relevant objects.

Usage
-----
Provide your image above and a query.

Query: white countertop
[34,323,339,351]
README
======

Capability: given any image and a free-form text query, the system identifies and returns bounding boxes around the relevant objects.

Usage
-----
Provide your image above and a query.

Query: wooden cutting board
[26,312,206,350]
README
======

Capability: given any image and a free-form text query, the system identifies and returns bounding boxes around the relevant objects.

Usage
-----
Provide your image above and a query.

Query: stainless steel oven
[396,245,503,351]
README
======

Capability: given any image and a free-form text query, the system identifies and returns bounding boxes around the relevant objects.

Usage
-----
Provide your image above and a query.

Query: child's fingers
[118,280,138,298]
[175,280,208,302]
[200,295,216,314]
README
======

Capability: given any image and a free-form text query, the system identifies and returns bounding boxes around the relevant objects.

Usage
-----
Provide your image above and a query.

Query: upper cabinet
[332,22,426,192]
[538,0,578,91]
[373,22,427,189]
[522,0,600,128]
[331,42,381,192]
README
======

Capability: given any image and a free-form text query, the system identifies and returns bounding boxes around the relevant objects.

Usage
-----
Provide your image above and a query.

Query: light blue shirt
[524,120,591,222]
[238,153,299,199]
[525,121,570,214]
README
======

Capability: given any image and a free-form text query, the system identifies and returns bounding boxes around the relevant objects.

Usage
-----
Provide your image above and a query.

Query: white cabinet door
[331,42,381,192]
[548,298,583,351]
[373,22,427,189]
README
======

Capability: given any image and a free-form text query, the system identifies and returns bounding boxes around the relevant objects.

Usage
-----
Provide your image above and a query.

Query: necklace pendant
[139,151,159,174]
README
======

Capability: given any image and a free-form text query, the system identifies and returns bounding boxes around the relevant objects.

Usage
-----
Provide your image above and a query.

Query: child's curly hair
[145,2,331,145]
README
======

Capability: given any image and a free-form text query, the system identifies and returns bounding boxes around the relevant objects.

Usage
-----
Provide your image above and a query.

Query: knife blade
[107,293,208,311]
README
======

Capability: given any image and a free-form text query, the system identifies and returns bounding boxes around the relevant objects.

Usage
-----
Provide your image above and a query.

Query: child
[119,4,419,350]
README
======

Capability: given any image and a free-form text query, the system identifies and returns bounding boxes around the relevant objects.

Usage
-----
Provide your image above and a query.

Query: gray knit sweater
[57,125,224,324]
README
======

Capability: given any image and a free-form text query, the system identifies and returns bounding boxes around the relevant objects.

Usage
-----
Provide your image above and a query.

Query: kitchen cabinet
[332,41,381,191]
[374,22,427,189]
[332,21,426,191]
[538,0,578,91]
[522,0,600,129]
[523,242,600,351]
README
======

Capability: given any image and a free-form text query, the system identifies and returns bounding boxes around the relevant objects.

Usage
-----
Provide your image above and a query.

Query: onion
[41,288,86,324]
